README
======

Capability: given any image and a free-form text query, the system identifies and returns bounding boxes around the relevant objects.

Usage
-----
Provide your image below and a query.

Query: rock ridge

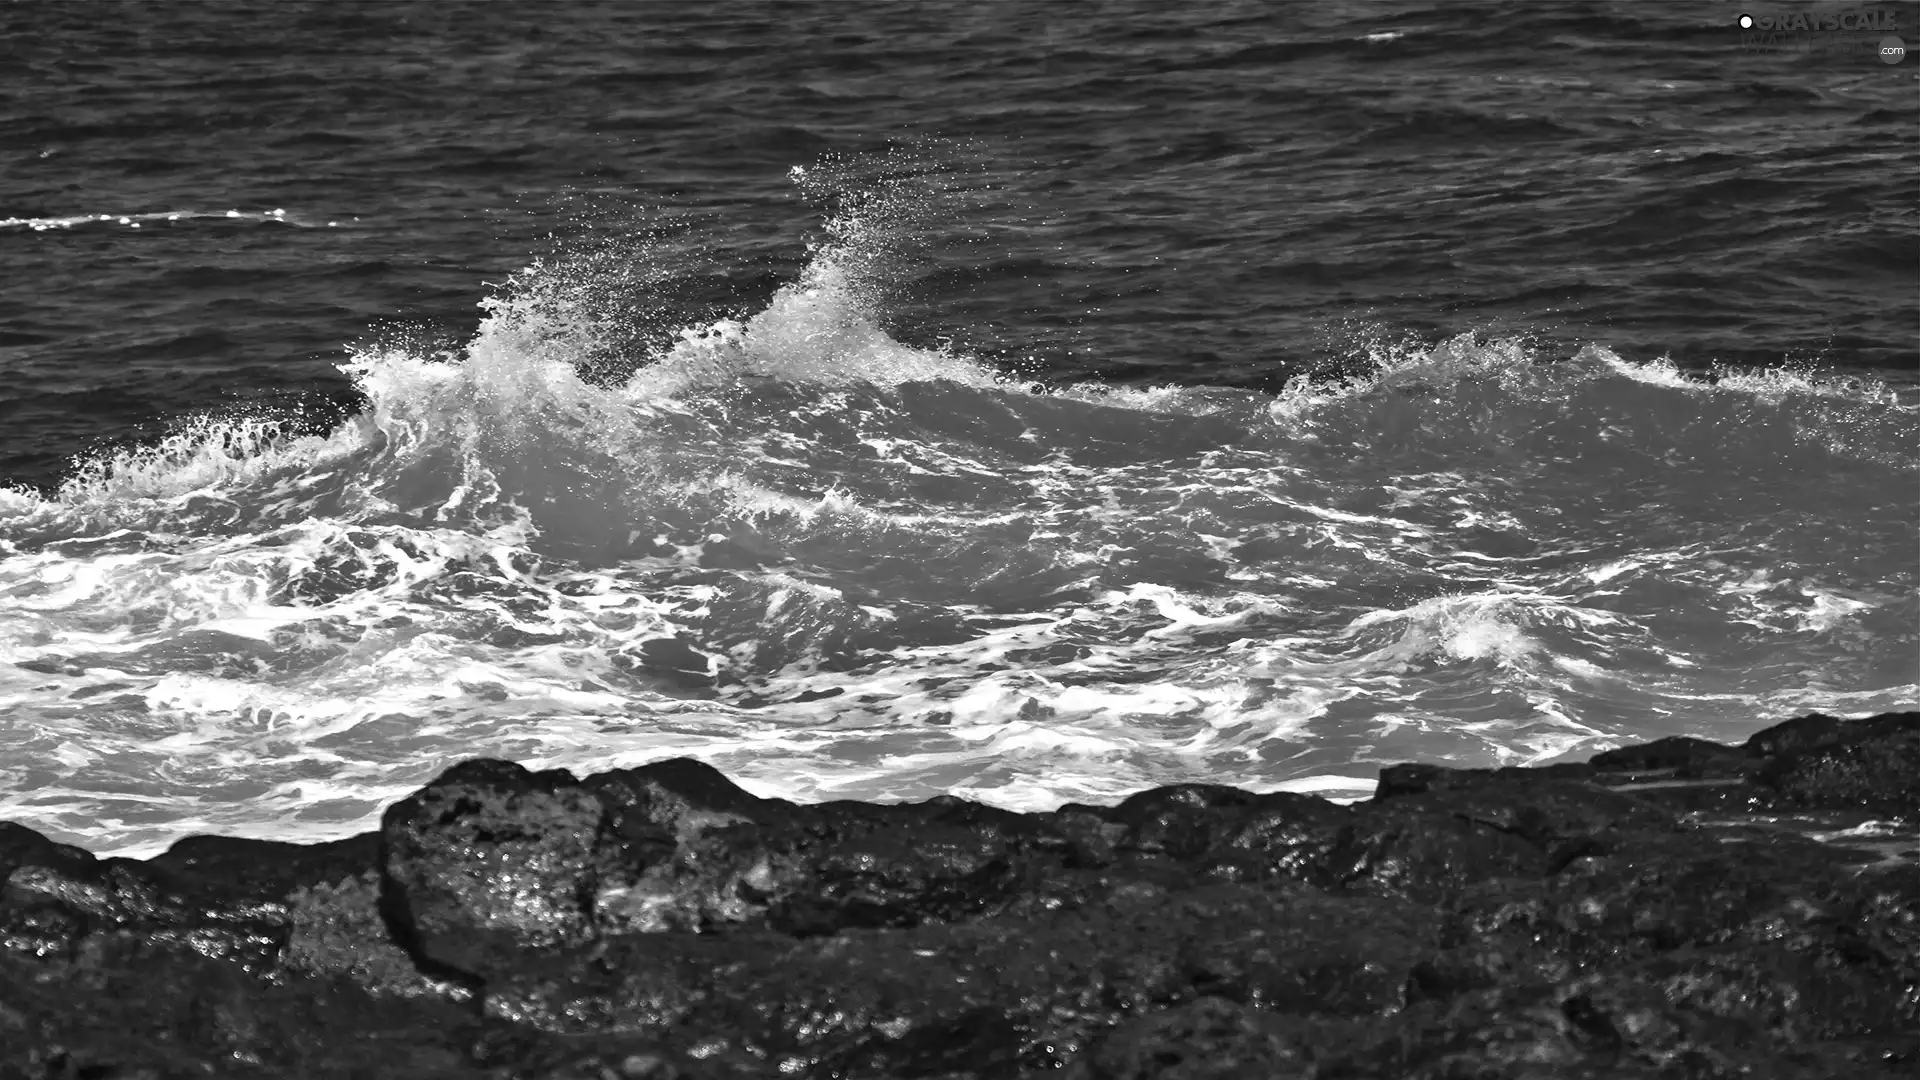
[0,710,1915,1078]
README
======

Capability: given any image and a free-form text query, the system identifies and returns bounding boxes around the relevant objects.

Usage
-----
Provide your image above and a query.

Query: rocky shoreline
[3,711,1916,1079]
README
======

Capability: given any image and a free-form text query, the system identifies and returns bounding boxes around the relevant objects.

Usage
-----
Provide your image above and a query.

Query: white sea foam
[0,209,312,231]
[1,176,1913,856]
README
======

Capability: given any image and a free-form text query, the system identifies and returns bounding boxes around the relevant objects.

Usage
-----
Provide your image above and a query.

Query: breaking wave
[2,171,1915,855]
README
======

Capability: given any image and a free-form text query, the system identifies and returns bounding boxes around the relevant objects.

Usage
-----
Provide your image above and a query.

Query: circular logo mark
[1881,36,1907,63]
[1738,13,1754,29]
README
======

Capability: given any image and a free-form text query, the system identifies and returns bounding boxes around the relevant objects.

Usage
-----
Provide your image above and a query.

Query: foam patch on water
[1,208,314,231]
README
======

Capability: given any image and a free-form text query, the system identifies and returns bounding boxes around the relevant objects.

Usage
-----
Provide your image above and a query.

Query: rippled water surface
[1,1,1914,854]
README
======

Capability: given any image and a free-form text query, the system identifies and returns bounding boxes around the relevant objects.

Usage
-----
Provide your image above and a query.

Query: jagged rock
[1757,724,1920,815]
[0,710,1915,1078]
[380,759,610,985]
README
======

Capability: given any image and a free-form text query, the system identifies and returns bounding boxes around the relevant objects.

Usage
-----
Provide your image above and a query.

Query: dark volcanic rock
[2,710,1917,1078]
[380,759,609,986]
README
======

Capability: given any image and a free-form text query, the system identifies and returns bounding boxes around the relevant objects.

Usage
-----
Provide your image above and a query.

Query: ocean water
[1,1,1915,856]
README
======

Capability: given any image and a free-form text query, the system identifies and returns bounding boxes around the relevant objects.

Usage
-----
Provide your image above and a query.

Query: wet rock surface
[2,711,1916,1079]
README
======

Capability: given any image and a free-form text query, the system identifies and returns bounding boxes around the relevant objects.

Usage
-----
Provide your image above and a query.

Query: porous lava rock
[1,711,1916,1078]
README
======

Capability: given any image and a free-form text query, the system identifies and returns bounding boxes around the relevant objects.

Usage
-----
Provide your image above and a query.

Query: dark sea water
[1,0,1916,856]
